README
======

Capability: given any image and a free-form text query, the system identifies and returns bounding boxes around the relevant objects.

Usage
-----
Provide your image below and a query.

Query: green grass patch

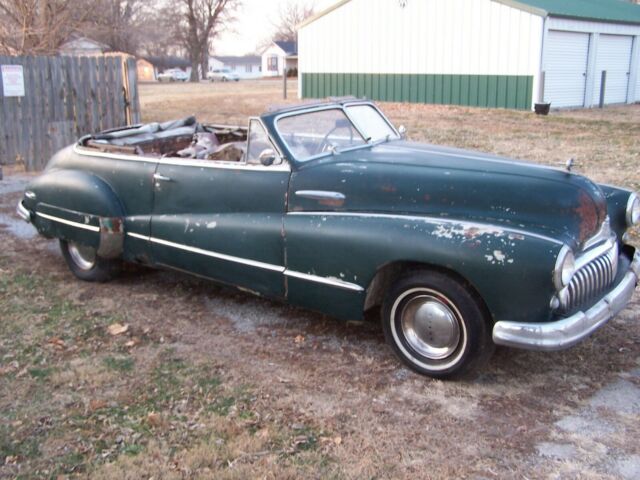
[104,356,135,373]
[28,367,53,379]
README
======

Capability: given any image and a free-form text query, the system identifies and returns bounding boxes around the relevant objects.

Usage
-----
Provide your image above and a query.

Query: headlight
[554,245,575,290]
[627,193,640,227]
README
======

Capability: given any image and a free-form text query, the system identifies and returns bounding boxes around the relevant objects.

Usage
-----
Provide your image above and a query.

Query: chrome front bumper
[493,250,639,351]
[16,200,31,222]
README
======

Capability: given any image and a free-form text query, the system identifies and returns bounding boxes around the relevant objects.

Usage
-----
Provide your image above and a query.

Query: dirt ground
[1,79,639,479]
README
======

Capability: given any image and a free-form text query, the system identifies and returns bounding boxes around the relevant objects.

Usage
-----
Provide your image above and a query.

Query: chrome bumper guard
[16,200,31,222]
[493,250,639,351]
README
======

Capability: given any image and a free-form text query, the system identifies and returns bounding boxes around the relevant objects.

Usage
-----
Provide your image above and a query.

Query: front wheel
[382,270,494,379]
[60,240,121,282]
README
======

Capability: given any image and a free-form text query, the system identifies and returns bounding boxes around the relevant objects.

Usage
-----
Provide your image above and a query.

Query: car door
[149,119,290,298]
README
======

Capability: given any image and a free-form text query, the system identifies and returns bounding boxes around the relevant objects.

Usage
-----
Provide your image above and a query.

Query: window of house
[267,56,278,72]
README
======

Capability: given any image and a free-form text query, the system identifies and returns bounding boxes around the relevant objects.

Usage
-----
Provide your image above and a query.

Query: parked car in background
[207,68,240,82]
[157,68,189,82]
[16,100,640,379]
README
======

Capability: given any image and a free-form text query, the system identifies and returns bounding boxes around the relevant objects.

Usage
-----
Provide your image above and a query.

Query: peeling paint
[494,250,506,262]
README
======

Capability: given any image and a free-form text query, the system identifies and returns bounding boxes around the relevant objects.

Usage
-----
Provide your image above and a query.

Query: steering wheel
[313,122,356,156]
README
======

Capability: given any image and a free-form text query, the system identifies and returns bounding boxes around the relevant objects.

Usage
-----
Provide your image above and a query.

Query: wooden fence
[0,55,141,170]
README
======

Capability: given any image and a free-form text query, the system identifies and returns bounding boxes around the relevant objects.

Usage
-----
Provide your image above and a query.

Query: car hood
[289,140,608,248]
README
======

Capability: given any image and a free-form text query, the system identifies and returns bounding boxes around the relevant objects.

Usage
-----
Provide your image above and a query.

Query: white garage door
[636,47,640,102]
[592,34,633,105]
[544,31,590,108]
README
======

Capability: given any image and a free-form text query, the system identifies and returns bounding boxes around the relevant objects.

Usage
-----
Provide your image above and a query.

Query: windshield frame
[273,101,400,163]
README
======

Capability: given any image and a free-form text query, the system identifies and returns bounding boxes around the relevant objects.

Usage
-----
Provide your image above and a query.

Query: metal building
[298,0,640,110]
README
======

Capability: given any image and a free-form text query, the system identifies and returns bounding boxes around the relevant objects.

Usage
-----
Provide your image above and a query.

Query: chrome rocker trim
[493,250,639,351]
[16,201,31,222]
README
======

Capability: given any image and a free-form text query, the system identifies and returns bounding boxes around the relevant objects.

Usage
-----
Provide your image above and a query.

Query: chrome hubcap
[68,243,96,270]
[400,295,461,360]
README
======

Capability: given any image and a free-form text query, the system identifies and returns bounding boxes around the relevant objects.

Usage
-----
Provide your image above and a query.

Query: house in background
[137,58,156,81]
[298,0,640,110]
[261,41,298,77]
[59,34,110,56]
[208,55,262,79]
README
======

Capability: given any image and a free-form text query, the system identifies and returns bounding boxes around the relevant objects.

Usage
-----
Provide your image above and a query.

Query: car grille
[560,242,619,313]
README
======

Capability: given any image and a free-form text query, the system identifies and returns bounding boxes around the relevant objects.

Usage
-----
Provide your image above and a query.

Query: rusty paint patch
[100,217,123,234]
[319,198,345,207]
[575,191,599,243]
[380,185,397,193]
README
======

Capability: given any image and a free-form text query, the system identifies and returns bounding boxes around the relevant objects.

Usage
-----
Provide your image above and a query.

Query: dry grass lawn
[0,79,638,479]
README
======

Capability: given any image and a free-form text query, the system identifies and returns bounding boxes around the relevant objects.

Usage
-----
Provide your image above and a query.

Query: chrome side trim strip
[286,211,564,245]
[284,270,364,292]
[127,232,284,272]
[295,190,346,201]
[125,231,364,291]
[36,212,100,232]
[127,232,150,241]
[73,144,291,172]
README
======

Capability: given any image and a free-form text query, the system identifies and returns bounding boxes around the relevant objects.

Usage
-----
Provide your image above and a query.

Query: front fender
[23,169,125,258]
[284,212,562,322]
[599,183,633,240]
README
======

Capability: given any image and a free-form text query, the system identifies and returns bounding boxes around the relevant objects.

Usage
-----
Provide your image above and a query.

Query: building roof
[300,0,640,28]
[59,35,110,52]
[495,0,640,25]
[274,41,297,55]
[212,55,261,65]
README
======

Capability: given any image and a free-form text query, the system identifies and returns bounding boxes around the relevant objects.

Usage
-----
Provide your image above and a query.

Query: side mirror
[259,148,277,166]
[398,125,407,139]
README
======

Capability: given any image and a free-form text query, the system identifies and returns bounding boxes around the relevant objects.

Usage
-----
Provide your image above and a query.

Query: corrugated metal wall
[299,0,543,110]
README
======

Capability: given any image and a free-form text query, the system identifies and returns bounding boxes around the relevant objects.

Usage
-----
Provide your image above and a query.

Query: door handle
[153,173,172,182]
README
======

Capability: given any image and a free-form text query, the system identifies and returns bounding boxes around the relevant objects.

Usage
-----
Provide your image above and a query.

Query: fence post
[599,70,607,108]
[283,68,288,99]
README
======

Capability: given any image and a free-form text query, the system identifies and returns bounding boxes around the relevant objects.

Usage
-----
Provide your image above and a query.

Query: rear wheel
[382,270,494,379]
[60,240,121,282]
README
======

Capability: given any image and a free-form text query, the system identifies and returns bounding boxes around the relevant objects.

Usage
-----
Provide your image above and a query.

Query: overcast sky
[213,0,335,56]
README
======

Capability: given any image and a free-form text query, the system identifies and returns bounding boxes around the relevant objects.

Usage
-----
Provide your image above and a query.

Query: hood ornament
[565,158,576,172]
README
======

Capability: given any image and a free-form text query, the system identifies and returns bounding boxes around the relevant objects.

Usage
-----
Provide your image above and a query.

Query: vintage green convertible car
[17,99,640,378]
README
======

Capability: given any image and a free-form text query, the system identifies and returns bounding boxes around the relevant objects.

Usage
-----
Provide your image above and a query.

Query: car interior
[83,116,250,162]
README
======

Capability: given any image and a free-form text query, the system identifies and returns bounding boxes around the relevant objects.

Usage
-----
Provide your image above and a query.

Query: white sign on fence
[1,65,25,97]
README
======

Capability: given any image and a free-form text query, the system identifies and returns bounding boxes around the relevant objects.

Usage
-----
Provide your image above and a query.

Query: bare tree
[89,0,149,54]
[254,1,314,54]
[272,1,314,43]
[0,0,92,55]
[171,0,241,81]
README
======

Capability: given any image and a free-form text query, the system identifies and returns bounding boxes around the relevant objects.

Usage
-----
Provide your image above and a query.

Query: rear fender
[24,170,125,258]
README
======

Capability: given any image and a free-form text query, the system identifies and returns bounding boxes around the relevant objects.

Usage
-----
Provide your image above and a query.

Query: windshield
[345,104,398,142]
[277,109,366,161]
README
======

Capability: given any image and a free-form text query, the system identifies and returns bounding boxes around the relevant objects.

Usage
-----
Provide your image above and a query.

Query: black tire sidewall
[382,270,493,379]
[59,240,119,283]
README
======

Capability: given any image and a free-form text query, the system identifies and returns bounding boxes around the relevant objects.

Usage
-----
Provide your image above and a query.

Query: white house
[261,41,298,77]
[59,35,110,56]
[209,55,262,79]
[298,0,640,110]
